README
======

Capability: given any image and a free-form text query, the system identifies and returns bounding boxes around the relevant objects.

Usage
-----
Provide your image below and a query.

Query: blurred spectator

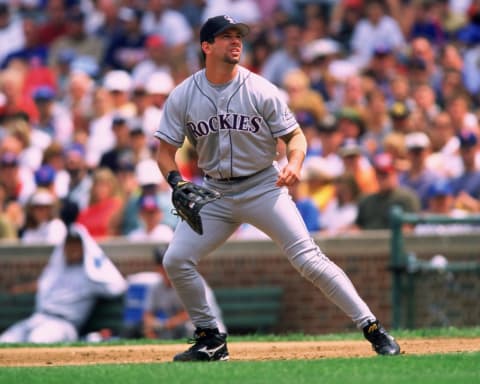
[336,106,366,142]
[365,45,399,96]
[438,68,465,111]
[48,9,104,68]
[130,123,151,163]
[334,74,367,115]
[349,0,405,69]
[0,151,35,206]
[0,181,18,240]
[462,28,480,100]
[389,75,415,110]
[411,83,441,127]
[141,0,193,56]
[261,20,303,87]
[31,85,74,147]
[121,158,177,235]
[407,0,446,46]
[2,122,43,171]
[426,111,463,178]
[360,89,391,159]
[388,100,413,135]
[125,247,224,339]
[131,34,171,87]
[0,224,127,343]
[84,0,121,39]
[33,164,56,193]
[99,115,135,173]
[399,132,440,210]
[76,167,125,239]
[321,172,361,235]
[102,69,136,118]
[282,68,326,156]
[61,143,92,214]
[353,152,420,230]
[36,0,68,46]
[0,3,25,67]
[1,17,48,69]
[414,178,476,235]
[444,92,478,134]
[300,37,341,102]
[282,68,327,130]
[450,130,480,213]
[328,0,364,51]
[62,70,95,137]
[338,138,378,195]
[127,194,174,242]
[20,188,67,245]
[134,71,175,145]
[103,6,147,72]
[85,87,115,168]
[0,68,38,123]
[316,114,345,177]
[300,157,336,213]
[409,37,442,91]
[41,142,70,199]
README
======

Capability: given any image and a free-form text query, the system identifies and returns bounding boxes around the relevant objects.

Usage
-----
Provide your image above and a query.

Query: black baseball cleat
[173,328,229,362]
[363,320,401,356]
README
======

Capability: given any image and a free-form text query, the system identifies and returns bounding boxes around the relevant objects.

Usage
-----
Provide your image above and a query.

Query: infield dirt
[1,338,479,366]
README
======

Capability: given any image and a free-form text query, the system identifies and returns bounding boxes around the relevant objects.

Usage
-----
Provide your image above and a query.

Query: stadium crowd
[1,0,480,243]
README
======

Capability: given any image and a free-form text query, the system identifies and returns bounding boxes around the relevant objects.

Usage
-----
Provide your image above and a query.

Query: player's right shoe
[363,320,401,356]
[173,328,229,362]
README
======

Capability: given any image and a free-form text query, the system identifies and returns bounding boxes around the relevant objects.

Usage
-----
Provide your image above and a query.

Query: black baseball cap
[200,15,249,43]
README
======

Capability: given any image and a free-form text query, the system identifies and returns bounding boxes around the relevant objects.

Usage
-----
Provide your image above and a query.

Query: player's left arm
[277,127,307,187]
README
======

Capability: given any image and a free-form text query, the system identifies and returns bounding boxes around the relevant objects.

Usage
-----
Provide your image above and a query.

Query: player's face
[213,28,243,64]
[64,238,84,265]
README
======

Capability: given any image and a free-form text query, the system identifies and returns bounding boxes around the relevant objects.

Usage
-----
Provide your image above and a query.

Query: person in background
[321,172,361,235]
[0,224,127,343]
[76,168,124,240]
[121,158,177,236]
[353,152,421,230]
[140,247,224,340]
[0,181,18,240]
[450,130,480,213]
[338,138,378,195]
[399,131,440,210]
[20,189,67,245]
[127,194,174,242]
[99,115,136,173]
[415,178,477,236]
[61,143,92,219]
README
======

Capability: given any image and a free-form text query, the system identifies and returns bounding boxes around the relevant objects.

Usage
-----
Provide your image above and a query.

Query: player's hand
[276,163,301,187]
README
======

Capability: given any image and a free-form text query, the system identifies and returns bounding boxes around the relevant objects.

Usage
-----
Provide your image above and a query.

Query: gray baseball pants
[163,165,375,331]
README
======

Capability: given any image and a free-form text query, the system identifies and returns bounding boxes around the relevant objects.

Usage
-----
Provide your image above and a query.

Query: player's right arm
[156,139,180,179]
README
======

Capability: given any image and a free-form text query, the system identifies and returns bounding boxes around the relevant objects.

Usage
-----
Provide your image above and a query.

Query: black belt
[205,168,266,183]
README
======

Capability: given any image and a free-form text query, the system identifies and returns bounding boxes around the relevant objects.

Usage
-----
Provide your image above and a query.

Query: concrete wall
[1,231,479,334]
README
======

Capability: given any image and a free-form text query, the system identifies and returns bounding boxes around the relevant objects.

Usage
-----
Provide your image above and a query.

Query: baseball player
[0,224,127,343]
[154,15,400,361]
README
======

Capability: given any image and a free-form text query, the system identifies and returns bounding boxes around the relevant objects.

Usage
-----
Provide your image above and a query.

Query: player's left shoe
[173,328,229,362]
[363,320,401,355]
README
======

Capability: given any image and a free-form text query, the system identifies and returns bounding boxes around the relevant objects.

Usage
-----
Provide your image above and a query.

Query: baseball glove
[171,181,222,235]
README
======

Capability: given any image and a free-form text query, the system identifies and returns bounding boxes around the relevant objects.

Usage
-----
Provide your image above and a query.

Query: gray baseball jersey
[155,66,297,179]
[155,65,376,332]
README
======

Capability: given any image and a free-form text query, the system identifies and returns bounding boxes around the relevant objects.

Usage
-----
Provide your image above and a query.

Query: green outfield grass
[1,327,479,384]
[1,353,479,384]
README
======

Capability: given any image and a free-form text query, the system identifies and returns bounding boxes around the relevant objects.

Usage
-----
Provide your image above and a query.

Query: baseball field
[1,328,479,384]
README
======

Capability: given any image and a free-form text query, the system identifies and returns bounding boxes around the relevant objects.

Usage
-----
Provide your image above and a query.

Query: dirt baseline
[1,338,479,366]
